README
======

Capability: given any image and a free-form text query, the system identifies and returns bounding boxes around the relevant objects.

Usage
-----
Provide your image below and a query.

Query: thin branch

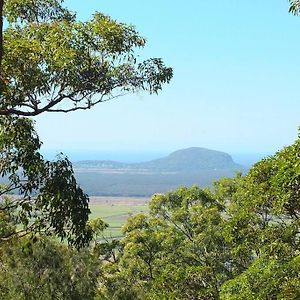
[0,222,37,241]
[0,182,17,196]
[0,195,32,211]
[0,84,128,116]
[161,211,195,243]
[0,92,70,116]
[47,93,127,113]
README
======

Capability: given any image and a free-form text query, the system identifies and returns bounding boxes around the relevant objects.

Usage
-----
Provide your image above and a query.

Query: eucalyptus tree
[97,187,232,300]
[0,0,172,246]
[219,131,300,299]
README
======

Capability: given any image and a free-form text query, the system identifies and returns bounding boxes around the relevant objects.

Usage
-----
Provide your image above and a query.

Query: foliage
[220,256,300,300]
[218,131,300,298]
[289,0,300,15]
[0,236,100,300]
[0,0,172,116]
[0,116,92,247]
[0,0,172,296]
[97,186,232,299]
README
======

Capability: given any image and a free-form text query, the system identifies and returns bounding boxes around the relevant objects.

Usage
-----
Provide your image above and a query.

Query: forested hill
[138,147,240,171]
[74,147,242,172]
[73,148,244,197]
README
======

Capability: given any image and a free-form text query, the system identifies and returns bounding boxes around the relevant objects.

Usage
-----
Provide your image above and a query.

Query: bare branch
[0,92,73,116]
[0,183,19,196]
[0,91,128,116]
[47,93,127,113]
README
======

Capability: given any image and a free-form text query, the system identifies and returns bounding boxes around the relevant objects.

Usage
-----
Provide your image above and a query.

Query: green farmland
[89,197,149,238]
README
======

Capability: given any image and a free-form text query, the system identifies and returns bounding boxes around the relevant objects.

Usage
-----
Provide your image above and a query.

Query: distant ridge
[74,147,244,197]
[138,147,240,171]
[75,147,241,172]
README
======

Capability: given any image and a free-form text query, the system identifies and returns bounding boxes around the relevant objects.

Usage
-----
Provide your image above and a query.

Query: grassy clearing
[89,197,149,238]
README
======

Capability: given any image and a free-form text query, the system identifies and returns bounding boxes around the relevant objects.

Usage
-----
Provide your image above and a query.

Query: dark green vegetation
[74,148,244,196]
[1,132,300,299]
[0,0,172,246]
[0,237,100,299]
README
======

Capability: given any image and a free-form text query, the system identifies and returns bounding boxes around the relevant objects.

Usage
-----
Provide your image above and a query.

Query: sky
[36,0,300,164]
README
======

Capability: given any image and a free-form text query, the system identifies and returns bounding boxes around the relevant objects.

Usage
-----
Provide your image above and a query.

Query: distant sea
[230,152,271,167]
[41,148,271,168]
[41,149,169,164]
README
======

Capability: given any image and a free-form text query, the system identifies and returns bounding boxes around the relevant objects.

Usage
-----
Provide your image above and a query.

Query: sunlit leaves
[221,256,300,300]
[0,2,172,116]
[4,0,74,23]
[98,187,230,299]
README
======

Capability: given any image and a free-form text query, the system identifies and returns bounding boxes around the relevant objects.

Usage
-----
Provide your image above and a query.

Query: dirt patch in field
[89,196,149,206]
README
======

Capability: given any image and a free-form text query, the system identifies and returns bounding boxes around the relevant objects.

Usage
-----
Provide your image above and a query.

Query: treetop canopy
[0,0,173,116]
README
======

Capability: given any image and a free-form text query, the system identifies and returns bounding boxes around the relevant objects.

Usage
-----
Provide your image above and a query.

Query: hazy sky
[36,0,300,160]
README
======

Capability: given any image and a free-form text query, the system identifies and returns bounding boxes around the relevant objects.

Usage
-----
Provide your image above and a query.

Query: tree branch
[0,92,127,116]
[0,92,72,116]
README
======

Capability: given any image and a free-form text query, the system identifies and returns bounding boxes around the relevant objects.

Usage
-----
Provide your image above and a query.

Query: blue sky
[36,0,300,163]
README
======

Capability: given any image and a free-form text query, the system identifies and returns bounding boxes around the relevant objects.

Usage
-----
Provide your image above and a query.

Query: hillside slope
[137,147,240,171]
[75,147,241,171]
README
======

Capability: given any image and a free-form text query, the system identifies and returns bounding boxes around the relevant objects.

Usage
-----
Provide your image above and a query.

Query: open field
[89,197,149,238]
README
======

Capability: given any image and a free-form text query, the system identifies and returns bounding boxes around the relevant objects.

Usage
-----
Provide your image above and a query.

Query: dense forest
[0,0,300,299]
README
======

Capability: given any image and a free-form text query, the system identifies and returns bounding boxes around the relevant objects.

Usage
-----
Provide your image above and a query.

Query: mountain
[74,147,241,172]
[136,147,240,171]
[74,148,244,197]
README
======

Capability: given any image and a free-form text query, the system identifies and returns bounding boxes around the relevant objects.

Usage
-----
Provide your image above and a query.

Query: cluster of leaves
[289,0,300,15]
[0,116,92,247]
[219,131,300,299]
[95,187,230,299]
[0,0,173,116]
[0,236,100,300]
